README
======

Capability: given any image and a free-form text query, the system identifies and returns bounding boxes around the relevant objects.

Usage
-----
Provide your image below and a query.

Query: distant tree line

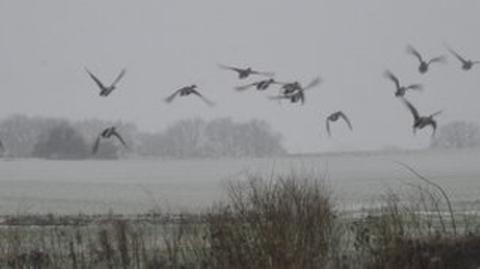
[137,118,286,158]
[431,121,480,149]
[0,115,286,159]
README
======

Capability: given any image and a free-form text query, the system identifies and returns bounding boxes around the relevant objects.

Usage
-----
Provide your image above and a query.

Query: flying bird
[401,98,442,137]
[326,111,353,137]
[269,77,322,105]
[446,46,480,71]
[85,68,126,97]
[235,78,279,91]
[384,70,423,97]
[164,85,215,106]
[406,45,446,74]
[92,126,128,154]
[218,64,274,79]
[279,77,322,95]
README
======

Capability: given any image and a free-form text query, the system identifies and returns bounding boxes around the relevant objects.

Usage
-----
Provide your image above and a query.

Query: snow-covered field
[0,149,478,215]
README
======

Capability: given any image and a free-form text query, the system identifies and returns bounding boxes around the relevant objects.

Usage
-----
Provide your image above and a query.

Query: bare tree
[32,122,89,159]
[161,118,207,158]
[0,115,64,157]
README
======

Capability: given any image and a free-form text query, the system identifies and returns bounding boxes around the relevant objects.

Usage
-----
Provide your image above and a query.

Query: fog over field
[1,1,480,153]
[0,150,477,215]
[0,0,479,213]
[3,3,480,268]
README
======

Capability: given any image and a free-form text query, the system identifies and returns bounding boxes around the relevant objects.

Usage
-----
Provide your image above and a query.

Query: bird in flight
[406,45,446,74]
[85,68,126,97]
[269,77,321,105]
[326,111,353,137]
[279,77,322,95]
[92,126,128,154]
[446,46,480,71]
[218,64,274,79]
[384,70,423,97]
[235,78,279,91]
[164,85,215,106]
[401,98,442,137]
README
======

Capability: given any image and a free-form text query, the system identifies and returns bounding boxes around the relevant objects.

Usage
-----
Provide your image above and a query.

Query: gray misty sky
[1,0,480,153]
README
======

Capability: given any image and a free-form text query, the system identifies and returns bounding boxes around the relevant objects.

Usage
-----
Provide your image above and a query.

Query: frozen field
[0,149,479,215]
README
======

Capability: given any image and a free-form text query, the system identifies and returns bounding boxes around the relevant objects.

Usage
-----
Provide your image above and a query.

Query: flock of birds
[79,44,478,154]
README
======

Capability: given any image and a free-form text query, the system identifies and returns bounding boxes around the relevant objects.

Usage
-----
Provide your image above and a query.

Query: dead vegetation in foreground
[0,168,480,268]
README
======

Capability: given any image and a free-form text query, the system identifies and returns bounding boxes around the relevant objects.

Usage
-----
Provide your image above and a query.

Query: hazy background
[1,0,479,153]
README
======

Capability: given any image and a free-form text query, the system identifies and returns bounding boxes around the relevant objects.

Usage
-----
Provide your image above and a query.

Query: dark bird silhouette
[164,85,215,106]
[279,81,302,95]
[279,77,322,95]
[269,77,321,105]
[401,98,442,137]
[326,111,353,137]
[218,64,274,79]
[235,78,279,91]
[447,47,480,71]
[406,45,446,74]
[384,70,423,97]
[85,68,126,97]
[92,126,128,154]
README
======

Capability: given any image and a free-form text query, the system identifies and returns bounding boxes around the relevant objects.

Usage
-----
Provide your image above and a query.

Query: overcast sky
[1,0,479,153]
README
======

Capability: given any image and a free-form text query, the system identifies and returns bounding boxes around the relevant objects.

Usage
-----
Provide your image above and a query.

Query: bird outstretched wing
[326,118,332,137]
[384,70,401,89]
[428,55,447,64]
[406,45,424,63]
[338,112,353,130]
[250,70,275,77]
[111,130,128,148]
[218,64,243,73]
[406,84,423,91]
[85,68,106,90]
[304,77,322,90]
[430,110,443,118]
[92,136,101,154]
[111,69,126,87]
[191,89,215,106]
[235,82,258,91]
[447,47,467,64]
[430,121,437,137]
[401,98,420,121]
[164,89,181,103]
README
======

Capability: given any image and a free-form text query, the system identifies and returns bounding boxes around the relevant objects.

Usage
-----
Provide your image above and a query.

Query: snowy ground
[0,149,478,215]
